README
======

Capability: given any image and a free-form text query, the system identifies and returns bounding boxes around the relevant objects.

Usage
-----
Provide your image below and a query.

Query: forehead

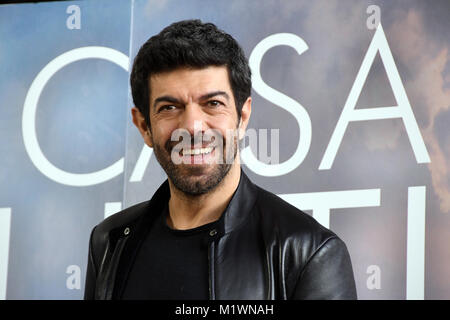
[148,66,233,101]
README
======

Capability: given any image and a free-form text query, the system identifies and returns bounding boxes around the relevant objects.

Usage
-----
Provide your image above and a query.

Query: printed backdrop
[0,0,449,299]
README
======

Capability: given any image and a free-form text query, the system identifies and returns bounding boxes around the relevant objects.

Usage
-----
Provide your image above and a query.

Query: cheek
[153,132,172,149]
[151,120,176,142]
[210,112,239,130]
[214,123,239,145]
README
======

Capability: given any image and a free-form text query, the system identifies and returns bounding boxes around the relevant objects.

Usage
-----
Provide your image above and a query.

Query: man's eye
[207,100,222,107]
[159,105,176,112]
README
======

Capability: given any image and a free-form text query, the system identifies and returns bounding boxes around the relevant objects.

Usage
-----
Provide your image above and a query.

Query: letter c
[22,46,129,186]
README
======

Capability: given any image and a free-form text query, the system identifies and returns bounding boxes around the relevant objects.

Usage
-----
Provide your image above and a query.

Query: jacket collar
[144,169,258,235]
[221,169,258,234]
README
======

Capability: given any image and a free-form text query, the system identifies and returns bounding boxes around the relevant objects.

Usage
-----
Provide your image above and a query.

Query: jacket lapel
[109,180,171,299]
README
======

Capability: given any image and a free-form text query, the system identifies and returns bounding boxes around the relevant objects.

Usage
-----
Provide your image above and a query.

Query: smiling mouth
[182,147,214,156]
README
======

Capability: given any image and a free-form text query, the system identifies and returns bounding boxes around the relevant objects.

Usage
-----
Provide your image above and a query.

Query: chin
[170,164,232,196]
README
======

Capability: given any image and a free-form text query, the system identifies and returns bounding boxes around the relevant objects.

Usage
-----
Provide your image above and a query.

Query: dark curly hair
[130,19,252,127]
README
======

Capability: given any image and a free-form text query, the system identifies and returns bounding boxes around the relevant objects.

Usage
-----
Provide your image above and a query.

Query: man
[84,19,357,300]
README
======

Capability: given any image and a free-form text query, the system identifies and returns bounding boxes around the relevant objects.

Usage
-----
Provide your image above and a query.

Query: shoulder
[97,201,149,234]
[252,185,353,296]
[253,185,338,246]
[90,201,150,249]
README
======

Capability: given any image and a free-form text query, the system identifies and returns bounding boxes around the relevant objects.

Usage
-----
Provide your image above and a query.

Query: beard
[151,130,238,196]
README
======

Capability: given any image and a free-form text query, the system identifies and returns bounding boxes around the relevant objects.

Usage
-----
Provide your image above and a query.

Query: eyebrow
[153,96,181,111]
[153,91,230,111]
[199,91,230,102]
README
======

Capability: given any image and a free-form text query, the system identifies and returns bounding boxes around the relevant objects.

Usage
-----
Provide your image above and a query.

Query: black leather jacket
[84,171,357,299]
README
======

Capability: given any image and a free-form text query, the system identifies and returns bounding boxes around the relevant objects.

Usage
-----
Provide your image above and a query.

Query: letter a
[319,23,430,170]
[366,265,381,290]
[66,5,81,30]
[66,265,81,290]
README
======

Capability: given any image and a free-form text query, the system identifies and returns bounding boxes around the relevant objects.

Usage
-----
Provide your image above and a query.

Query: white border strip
[406,186,426,300]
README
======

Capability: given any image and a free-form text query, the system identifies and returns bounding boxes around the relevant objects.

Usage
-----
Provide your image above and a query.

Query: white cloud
[388,10,450,212]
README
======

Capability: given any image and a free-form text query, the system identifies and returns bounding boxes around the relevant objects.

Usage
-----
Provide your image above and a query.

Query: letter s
[243,33,311,177]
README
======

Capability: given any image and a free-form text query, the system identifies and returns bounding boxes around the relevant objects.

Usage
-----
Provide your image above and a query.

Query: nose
[178,103,209,137]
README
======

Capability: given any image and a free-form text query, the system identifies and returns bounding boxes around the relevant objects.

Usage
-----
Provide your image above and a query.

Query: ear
[238,97,252,140]
[131,107,153,148]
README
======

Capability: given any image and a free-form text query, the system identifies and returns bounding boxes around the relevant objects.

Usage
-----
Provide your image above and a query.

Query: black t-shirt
[121,204,220,300]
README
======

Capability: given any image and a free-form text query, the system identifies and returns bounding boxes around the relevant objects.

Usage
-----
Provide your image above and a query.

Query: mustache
[165,131,224,153]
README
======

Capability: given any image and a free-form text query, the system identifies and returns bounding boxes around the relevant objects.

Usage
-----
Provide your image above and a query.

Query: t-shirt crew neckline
[160,203,221,236]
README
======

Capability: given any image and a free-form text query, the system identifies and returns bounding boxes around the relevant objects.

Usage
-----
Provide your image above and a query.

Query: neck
[166,161,241,230]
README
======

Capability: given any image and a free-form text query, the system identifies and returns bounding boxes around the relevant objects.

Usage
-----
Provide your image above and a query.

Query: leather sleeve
[291,236,357,300]
[84,226,97,300]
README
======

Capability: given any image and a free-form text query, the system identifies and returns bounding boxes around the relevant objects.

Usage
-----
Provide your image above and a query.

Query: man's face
[139,66,248,195]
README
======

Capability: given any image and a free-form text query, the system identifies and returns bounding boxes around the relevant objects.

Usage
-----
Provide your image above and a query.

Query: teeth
[183,147,213,156]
